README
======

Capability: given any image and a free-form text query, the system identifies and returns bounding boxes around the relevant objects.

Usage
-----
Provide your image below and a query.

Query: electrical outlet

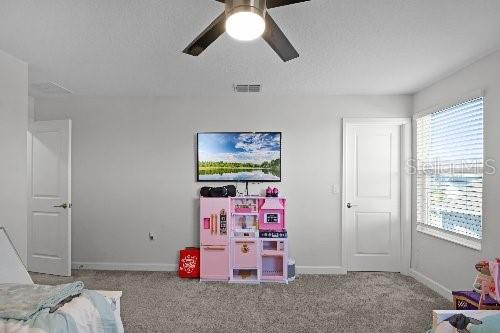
[149,232,155,241]
[332,184,340,194]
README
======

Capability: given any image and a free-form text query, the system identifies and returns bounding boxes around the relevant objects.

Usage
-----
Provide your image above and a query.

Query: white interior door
[344,119,403,272]
[28,120,71,276]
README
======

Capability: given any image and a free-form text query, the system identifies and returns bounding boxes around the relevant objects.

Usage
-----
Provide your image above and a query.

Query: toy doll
[479,259,500,307]
[474,260,492,292]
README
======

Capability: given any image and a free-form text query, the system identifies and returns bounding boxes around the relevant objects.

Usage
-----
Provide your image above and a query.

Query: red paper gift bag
[178,247,200,278]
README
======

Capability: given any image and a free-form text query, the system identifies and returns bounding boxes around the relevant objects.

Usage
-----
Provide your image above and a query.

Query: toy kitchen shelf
[200,196,288,284]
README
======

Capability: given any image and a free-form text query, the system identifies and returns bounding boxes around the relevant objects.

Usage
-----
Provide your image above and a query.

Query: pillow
[470,314,500,333]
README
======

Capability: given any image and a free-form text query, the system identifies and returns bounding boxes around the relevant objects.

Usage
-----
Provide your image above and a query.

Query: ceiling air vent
[29,82,72,96]
[234,84,262,93]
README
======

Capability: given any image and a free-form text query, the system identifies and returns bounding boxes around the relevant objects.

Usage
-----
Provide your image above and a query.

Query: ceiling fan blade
[262,13,299,62]
[183,12,226,56]
[213,0,225,2]
[266,0,310,9]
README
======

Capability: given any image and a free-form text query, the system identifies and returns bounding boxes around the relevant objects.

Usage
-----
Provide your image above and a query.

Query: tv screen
[197,132,281,182]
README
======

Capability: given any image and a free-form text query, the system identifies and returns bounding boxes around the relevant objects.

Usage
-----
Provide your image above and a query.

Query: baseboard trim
[297,265,347,275]
[71,263,453,295]
[73,263,347,275]
[72,262,176,272]
[409,268,453,301]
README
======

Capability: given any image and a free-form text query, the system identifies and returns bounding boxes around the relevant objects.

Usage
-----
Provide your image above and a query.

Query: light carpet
[30,270,451,332]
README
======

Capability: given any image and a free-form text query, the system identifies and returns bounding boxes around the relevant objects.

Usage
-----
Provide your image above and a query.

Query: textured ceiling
[1,0,500,96]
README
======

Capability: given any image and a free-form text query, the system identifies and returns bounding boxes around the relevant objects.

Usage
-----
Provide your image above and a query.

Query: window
[415,97,483,249]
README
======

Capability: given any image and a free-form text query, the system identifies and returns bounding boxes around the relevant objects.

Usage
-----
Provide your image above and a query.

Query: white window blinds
[416,97,483,241]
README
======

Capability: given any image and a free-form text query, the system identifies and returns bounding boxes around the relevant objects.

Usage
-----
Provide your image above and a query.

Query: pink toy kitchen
[200,196,289,284]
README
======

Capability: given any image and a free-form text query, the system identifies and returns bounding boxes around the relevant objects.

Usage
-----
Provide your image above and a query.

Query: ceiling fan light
[226,11,265,41]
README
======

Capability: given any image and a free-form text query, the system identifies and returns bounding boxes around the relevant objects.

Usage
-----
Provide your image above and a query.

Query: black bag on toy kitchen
[200,185,236,197]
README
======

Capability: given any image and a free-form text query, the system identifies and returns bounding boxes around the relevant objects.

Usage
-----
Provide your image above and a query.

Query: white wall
[35,95,412,271]
[412,49,500,293]
[0,50,28,263]
[28,96,35,122]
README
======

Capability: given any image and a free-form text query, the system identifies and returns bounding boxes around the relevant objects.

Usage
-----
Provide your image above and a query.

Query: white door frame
[341,118,411,274]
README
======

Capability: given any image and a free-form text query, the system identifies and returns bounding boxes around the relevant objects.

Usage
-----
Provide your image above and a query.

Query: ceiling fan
[183,0,310,62]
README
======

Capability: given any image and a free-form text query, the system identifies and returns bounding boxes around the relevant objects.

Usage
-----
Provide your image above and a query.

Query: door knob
[53,203,70,209]
[346,202,358,209]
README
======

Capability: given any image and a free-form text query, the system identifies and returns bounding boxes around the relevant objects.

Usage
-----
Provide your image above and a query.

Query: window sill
[416,224,482,251]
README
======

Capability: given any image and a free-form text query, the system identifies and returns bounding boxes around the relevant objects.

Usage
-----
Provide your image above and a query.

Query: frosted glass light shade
[226,11,265,41]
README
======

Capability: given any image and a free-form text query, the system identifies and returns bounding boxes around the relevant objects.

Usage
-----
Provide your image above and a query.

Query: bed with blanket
[430,310,500,333]
[0,283,124,333]
[0,227,124,333]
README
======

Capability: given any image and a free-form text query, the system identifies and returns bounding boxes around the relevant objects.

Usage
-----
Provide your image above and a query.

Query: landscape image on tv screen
[197,132,281,182]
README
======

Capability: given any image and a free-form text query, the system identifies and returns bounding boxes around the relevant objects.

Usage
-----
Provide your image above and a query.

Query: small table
[452,290,500,310]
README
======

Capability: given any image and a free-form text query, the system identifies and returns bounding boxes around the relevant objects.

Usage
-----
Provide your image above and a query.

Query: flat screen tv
[197,132,281,182]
